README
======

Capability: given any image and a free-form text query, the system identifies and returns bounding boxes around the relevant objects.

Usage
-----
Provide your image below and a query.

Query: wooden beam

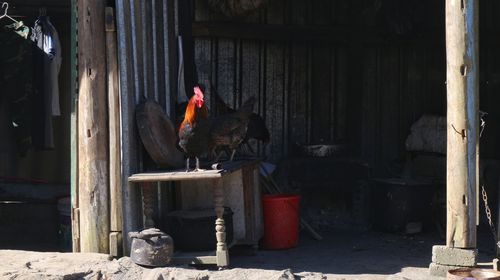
[77,0,110,253]
[109,232,122,257]
[105,7,123,237]
[106,7,123,257]
[445,0,479,249]
[70,0,80,253]
[191,21,446,45]
[192,21,353,43]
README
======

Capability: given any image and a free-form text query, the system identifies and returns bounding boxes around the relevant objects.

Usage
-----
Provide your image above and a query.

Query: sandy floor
[1,227,498,279]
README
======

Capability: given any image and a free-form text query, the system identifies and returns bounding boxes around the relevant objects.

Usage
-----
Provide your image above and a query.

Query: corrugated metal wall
[193,0,500,173]
[115,0,178,253]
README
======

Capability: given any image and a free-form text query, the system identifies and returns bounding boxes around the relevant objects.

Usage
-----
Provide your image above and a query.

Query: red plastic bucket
[262,194,300,249]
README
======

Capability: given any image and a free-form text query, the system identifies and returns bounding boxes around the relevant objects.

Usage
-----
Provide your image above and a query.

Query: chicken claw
[193,157,205,172]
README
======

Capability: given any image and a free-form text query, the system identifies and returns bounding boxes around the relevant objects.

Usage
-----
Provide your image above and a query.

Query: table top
[128,159,261,183]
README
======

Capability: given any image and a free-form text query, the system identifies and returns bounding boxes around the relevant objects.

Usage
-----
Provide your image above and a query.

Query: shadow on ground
[229,226,498,278]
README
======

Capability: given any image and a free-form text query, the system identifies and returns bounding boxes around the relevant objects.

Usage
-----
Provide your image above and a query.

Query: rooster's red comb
[194,86,204,98]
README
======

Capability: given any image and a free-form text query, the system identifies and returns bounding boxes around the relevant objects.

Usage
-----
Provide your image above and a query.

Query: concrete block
[432,245,477,267]
[429,262,463,278]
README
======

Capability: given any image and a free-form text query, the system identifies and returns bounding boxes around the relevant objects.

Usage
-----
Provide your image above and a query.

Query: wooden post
[70,0,80,253]
[445,0,479,249]
[213,178,229,267]
[77,0,110,253]
[106,7,123,257]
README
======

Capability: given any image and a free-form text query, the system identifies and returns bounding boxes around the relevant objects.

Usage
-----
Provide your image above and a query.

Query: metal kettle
[129,228,174,267]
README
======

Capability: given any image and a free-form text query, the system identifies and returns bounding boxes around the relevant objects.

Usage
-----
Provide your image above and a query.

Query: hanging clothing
[30,16,62,150]
[32,15,62,116]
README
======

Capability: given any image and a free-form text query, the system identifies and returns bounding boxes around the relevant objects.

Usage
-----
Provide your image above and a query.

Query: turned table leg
[213,178,229,267]
[142,182,155,228]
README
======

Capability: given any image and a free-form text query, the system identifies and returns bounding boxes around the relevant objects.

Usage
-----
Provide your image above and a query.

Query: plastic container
[262,194,300,249]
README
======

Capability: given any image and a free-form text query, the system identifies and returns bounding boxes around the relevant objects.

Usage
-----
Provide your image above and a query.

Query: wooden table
[128,159,261,267]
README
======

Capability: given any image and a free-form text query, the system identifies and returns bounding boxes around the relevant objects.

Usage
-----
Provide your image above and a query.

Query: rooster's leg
[185,158,190,172]
[194,157,205,172]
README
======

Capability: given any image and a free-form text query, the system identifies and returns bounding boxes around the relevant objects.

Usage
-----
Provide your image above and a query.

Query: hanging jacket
[30,16,62,150]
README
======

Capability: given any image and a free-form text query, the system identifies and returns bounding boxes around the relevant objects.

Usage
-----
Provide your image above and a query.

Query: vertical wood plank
[109,232,123,257]
[288,43,308,146]
[241,40,261,154]
[404,46,426,136]
[398,46,409,156]
[216,39,236,107]
[335,47,348,141]
[309,0,332,144]
[70,0,80,253]
[265,43,284,161]
[264,0,285,160]
[426,45,446,115]
[360,47,379,165]
[241,41,261,106]
[106,7,123,235]
[282,43,290,154]
[310,44,332,143]
[77,0,110,253]
[378,46,401,174]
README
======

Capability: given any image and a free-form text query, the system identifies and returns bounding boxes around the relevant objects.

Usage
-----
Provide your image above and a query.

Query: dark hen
[209,97,256,161]
[214,94,270,154]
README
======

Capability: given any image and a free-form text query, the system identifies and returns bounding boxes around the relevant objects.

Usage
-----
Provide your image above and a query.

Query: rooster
[209,97,256,162]
[178,86,210,171]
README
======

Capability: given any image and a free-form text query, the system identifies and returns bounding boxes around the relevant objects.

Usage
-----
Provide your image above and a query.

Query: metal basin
[448,268,500,280]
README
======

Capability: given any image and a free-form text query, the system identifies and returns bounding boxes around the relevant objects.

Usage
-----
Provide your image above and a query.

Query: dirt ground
[231,228,443,280]
[1,227,498,280]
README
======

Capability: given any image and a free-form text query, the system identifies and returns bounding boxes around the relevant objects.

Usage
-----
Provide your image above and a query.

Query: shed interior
[0,0,71,251]
[181,0,500,238]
